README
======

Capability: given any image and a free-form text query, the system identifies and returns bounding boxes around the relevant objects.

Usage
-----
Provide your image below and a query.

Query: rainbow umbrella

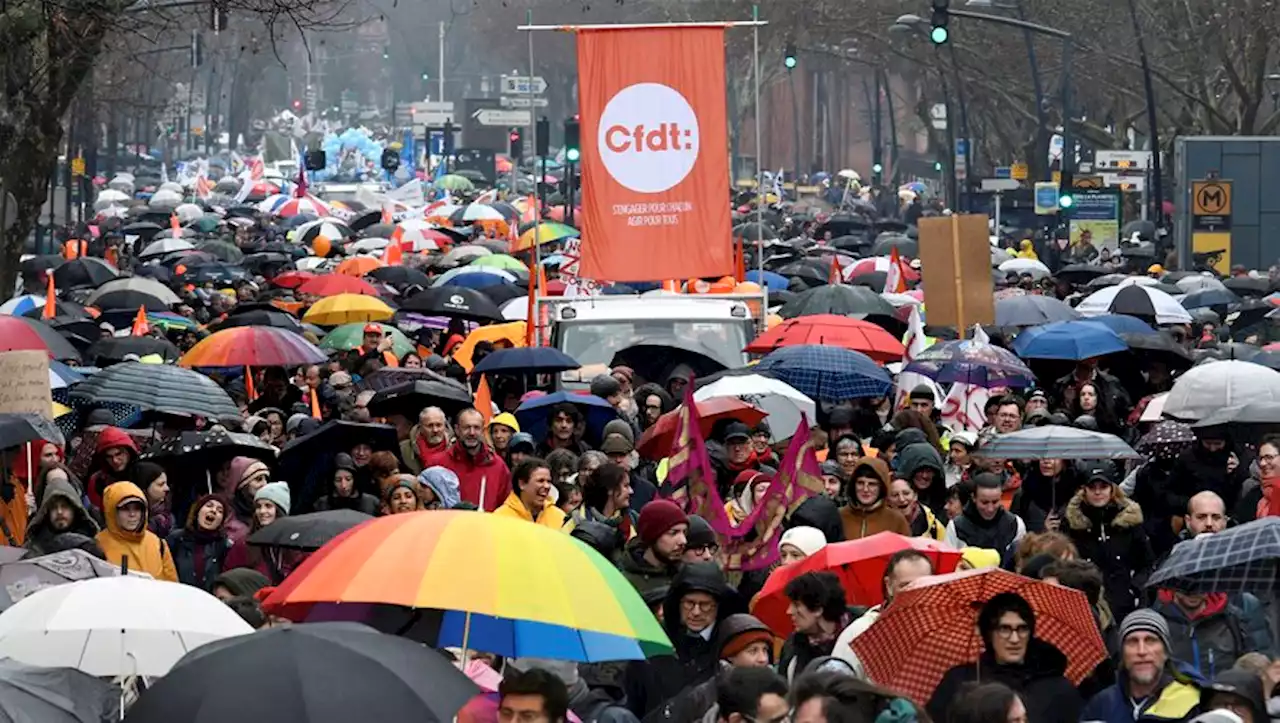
[180,325,328,368]
[515,222,579,251]
[320,322,415,358]
[303,294,394,326]
[263,510,672,662]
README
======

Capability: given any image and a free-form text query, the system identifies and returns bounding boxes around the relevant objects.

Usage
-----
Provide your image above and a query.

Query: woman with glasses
[1235,434,1280,524]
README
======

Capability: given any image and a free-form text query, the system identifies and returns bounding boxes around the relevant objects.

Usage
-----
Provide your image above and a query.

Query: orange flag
[734,239,746,282]
[473,375,493,424]
[310,388,322,419]
[130,307,149,336]
[383,241,403,267]
[886,246,908,293]
[42,274,56,320]
[828,256,843,284]
[380,202,393,225]
[244,366,257,401]
[525,262,537,347]
[537,263,548,296]
[170,214,182,236]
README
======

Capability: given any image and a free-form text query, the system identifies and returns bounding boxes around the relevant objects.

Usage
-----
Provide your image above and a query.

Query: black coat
[1129,459,1182,557]
[166,528,231,590]
[927,640,1081,723]
[1021,463,1082,522]
[1064,489,1153,624]
[1168,444,1251,512]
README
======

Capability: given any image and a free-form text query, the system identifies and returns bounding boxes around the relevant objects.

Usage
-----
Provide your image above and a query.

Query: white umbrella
[462,203,505,222]
[694,374,816,442]
[148,189,182,210]
[0,576,252,677]
[295,256,330,272]
[138,237,195,258]
[1140,392,1168,422]
[1164,360,1280,421]
[174,203,204,224]
[1175,275,1226,294]
[107,176,135,193]
[501,297,528,321]
[998,258,1051,279]
[350,237,390,253]
[1076,285,1193,325]
[157,182,184,195]
[96,189,129,205]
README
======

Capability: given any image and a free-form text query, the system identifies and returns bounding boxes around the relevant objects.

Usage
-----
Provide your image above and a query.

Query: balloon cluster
[314,127,385,182]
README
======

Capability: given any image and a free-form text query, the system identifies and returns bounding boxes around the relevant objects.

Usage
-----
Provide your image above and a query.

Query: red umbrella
[273,271,316,290]
[752,533,962,637]
[297,274,380,297]
[744,315,906,362]
[0,316,81,360]
[636,397,766,459]
[179,325,328,367]
[851,567,1107,707]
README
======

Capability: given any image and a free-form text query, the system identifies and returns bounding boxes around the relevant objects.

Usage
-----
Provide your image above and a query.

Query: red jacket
[422,441,511,512]
[87,427,139,511]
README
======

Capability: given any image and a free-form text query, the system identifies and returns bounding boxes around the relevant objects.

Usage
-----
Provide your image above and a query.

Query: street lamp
[893,15,969,211]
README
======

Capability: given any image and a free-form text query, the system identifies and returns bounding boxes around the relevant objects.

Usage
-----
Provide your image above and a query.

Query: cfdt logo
[598,83,700,193]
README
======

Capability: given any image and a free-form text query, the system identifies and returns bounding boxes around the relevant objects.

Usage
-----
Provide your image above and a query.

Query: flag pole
[752,5,768,315]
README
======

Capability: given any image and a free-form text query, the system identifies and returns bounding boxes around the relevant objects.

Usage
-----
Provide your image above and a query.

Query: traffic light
[934,161,943,172]
[509,128,523,159]
[784,42,797,71]
[291,99,302,111]
[564,117,580,163]
[209,0,227,32]
[1058,171,1075,209]
[536,117,550,157]
[872,162,884,179]
[931,0,950,44]
[380,148,399,172]
[382,46,390,60]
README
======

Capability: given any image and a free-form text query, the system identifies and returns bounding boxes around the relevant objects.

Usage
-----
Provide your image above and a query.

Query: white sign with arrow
[501,76,547,95]
[473,108,532,126]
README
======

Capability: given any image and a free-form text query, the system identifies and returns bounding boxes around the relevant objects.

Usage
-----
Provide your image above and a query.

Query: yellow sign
[1193,232,1232,275]
[1011,162,1029,181]
[1052,171,1061,186]
[70,157,85,177]
[1192,180,1232,216]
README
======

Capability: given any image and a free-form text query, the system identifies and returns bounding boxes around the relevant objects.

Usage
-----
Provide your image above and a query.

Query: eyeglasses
[681,598,717,613]
[687,543,719,555]
[1260,453,1279,464]
[994,623,1030,640]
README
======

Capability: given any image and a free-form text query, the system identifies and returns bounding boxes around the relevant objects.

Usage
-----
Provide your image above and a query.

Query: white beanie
[779,526,828,559]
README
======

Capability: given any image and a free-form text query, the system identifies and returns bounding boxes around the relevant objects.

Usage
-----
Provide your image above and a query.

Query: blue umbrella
[1012,321,1128,361]
[994,295,1081,327]
[48,360,85,390]
[442,272,512,290]
[745,270,789,291]
[515,391,618,445]
[903,340,1035,388]
[474,347,580,375]
[1181,288,1241,309]
[1086,313,1156,336]
[754,345,892,400]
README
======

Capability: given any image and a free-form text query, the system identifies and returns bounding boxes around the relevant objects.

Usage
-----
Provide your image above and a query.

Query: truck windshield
[558,319,750,371]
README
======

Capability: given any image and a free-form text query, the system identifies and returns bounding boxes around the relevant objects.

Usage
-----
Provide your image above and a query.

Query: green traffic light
[566,148,581,163]
[1059,195,1075,209]
[784,56,797,70]
[872,163,883,174]
[930,26,949,44]
[934,161,943,171]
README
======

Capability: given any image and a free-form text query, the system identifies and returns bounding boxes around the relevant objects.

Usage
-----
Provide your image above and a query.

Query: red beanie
[637,499,689,546]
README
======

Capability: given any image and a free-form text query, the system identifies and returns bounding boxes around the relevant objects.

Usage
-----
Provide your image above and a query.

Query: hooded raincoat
[840,458,911,540]
[25,477,99,556]
[96,482,178,582]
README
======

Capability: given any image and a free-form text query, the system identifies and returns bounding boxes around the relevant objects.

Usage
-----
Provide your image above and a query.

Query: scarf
[415,434,447,466]
[1257,476,1280,519]
[149,500,173,539]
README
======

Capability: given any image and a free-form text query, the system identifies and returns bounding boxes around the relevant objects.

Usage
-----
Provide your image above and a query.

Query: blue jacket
[1081,668,1202,723]
[1151,593,1273,679]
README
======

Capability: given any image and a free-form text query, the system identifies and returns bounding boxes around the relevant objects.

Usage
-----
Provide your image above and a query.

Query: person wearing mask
[831,549,935,676]
[423,407,511,512]
[645,614,778,722]
[223,482,294,583]
[218,456,271,544]
[381,475,423,515]
[928,593,1080,723]
[134,461,173,540]
[313,453,380,515]
[538,403,590,457]
[486,413,519,460]
[886,477,945,540]
[400,407,449,475]
[25,473,100,556]
[618,499,687,598]
[494,458,566,529]
[839,458,910,540]
[779,571,852,683]
[166,493,231,590]
[895,437,948,520]
[945,473,1027,565]
[1082,609,1204,722]
[624,561,741,718]
[96,482,178,581]
[1064,464,1153,624]
[417,466,461,510]
[85,427,139,511]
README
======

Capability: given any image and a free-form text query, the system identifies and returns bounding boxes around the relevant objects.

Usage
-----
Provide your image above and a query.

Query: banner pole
[527,7,543,346]
[752,5,767,318]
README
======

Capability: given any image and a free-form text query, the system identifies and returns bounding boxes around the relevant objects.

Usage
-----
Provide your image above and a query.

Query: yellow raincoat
[492,492,567,531]
[96,482,178,582]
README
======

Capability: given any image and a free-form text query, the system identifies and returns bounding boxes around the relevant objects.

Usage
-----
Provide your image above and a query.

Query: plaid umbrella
[754,344,892,401]
[1146,517,1280,595]
[903,340,1035,388]
[1135,421,1195,460]
[974,427,1143,461]
[851,568,1107,707]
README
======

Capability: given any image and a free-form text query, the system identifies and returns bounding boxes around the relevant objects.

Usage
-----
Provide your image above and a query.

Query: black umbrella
[142,429,276,467]
[121,221,164,236]
[248,510,372,550]
[53,258,118,289]
[400,286,503,322]
[1228,298,1273,335]
[830,234,871,252]
[211,309,303,332]
[180,263,250,286]
[0,413,64,450]
[779,285,895,319]
[121,623,478,723]
[133,265,173,283]
[241,253,293,274]
[85,289,171,312]
[1146,517,1280,595]
[871,235,917,256]
[0,658,116,723]
[366,379,475,420]
[995,295,1081,327]
[46,317,101,344]
[69,362,240,422]
[85,336,181,365]
[776,262,828,288]
[1085,273,1129,289]
[1119,331,1194,371]
[816,214,870,238]
[1056,264,1110,285]
[1253,350,1280,371]
[480,283,526,306]
[732,222,777,241]
[20,255,62,277]
[1199,342,1262,362]
[347,209,383,233]
[1224,276,1273,297]
[367,266,431,289]
[1122,220,1157,241]
[850,271,887,292]
[278,421,398,511]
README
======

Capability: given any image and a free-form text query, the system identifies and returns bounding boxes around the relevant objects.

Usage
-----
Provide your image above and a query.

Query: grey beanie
[1119,608,1171,652]
[601,418,635,445]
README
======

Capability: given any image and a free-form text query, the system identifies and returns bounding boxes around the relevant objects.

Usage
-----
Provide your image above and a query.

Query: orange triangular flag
[474,375,493,424]
[170,214,182,236]
[828,256,843,284]
[130,306,149,336]
[310,388,322,419]
[383,241,403,267]
[886,246,908,293]
[734,239,746,282]
[525,261,538,347]
[42,274,56,320]
[244,366,257,401]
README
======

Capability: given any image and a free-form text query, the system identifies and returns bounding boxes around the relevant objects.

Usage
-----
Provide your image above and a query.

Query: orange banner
[576,27,733,282]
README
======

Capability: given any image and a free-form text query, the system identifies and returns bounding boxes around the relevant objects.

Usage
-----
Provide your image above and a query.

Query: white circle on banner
[597,83,700,193]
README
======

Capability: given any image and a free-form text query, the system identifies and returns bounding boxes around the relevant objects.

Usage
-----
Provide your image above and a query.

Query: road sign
[473,108,532,126]
[1073,176,1104,189]
[501,75,547,95]
[930,103,947,130]
[981,178,1020,192]
[1095,150,1152,171]
[500,96,550,109]
[954,139,968,182]
[994,166,1011,180]
[1192,179,1232,230]
[413,101,455,127]
[1102,173,1145,190]
[70,157,85,177]
[1034,182,1059,215]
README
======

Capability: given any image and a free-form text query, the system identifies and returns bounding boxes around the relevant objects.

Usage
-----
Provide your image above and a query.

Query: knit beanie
[254,481,291,516]
[636,499,689,546]
[779,526,828,558]
[236,460,270,490]
[718,617,775,661]
[685,514,716,550]
[602,418,635,445]
[1119,608,1172,653]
